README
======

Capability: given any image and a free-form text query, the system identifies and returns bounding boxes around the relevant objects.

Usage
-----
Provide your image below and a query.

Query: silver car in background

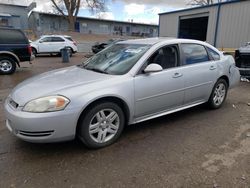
[4,38,240,149]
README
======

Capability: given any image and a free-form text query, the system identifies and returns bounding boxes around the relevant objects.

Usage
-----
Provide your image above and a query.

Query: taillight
[73,41,77,46]
[27,45,32,55]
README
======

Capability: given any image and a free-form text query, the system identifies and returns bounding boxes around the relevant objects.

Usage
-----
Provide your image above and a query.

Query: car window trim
[135,44,181,76]
[179,43,213,66]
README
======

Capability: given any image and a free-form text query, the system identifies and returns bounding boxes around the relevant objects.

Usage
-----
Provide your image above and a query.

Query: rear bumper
[30,54,35,61]
[19,55,35,62]
[238,68,250,77]
[229,66,241,89]
[72,46,78,53]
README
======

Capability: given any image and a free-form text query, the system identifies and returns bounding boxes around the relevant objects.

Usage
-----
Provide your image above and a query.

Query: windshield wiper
[85,67,108,74]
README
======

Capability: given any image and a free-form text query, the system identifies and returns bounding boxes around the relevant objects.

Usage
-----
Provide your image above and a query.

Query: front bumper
[238,68,250,77]
[4,100,80,143]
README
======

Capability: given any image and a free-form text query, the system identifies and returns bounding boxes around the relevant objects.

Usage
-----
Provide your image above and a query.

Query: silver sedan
[4,38,240,148]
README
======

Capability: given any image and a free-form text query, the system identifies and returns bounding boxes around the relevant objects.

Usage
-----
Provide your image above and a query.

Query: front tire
[0,56,16,75]
[208,79,228,109]
[78,102,125,149]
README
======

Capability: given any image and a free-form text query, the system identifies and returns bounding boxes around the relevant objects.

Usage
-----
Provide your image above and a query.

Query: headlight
[23,96,70,113]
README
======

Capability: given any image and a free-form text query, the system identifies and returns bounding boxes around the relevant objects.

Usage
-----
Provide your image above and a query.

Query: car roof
[117,37,173,45]
[117,37,222,55]
[41,35,71,38]
[118,37,207,45]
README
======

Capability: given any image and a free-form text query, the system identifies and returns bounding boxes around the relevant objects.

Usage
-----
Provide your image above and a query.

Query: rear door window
[51,37,65,42]
[181,44,210,65]
[0,29,28,44]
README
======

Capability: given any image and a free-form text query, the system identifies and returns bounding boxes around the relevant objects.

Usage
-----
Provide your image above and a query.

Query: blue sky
[4,0,188,24]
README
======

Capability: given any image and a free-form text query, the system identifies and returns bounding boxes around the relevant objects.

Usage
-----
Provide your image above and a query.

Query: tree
[51,0,106,31]
[188,0,225,6]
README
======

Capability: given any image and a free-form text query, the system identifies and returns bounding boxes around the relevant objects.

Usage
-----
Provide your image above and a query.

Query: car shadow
[14,104,213,156]
[13,99,236,160]
[123,104,208,135]
[35,54,61,58]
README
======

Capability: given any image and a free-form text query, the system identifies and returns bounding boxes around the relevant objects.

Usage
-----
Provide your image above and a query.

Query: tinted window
[181,44,209,65]
[52,37,65,42]
[147,45,179,69]
[40,37,51,42]
[207,47,220,61]
[0,29,28,44]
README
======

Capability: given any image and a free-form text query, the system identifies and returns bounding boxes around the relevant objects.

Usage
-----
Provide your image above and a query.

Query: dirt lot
[0,54,250,188]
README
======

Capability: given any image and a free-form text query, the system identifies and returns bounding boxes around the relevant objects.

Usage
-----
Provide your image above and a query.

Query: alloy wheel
[0,60,13,72]
[89,109,120,143]
[213,83,226,106]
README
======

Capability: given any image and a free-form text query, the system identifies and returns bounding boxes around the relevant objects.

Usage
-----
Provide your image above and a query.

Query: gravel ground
[0,54,250,188]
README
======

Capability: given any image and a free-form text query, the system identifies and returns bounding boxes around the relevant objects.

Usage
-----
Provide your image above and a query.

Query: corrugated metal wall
[159,1,250,48]
[216,1,250,48]
[159,6,218,45]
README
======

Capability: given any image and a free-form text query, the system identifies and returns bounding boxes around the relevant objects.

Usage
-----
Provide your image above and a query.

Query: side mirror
[39,40,43,43]
[144,63,163,73]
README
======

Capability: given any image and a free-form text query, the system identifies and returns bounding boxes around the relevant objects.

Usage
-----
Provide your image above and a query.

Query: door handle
[172,72,183,78]
[210,65,216,70]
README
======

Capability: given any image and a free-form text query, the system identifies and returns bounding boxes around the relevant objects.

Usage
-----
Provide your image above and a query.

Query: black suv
[0,28,34,75]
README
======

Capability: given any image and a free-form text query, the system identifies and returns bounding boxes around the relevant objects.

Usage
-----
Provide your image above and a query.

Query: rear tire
[69,49,73,57]
[208,79,228,109]
[0,56,16,75]
[32,48,37,57]
[78,102,125,149]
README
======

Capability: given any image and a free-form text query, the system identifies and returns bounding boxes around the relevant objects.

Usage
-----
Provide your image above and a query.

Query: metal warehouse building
[159,0,250,49]
[0,3,30,30]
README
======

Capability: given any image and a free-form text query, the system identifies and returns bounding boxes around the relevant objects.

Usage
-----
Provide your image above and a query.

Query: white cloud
[124,3,145,15]
[124,5,167,24]
[145,7,162,15]
[97,12,115,20]
[114,0,188,7]
[34,1,53,12]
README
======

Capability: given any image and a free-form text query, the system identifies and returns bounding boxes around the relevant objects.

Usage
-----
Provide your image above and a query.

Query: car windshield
[82,43,151,75]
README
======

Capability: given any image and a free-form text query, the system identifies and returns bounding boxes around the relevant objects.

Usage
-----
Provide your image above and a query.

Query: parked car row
[0,27,78,75]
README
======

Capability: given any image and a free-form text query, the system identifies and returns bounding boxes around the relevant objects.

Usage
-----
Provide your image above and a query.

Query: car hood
[239,46,250,54]
[10,66,114,106]
[30,41,38,45]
